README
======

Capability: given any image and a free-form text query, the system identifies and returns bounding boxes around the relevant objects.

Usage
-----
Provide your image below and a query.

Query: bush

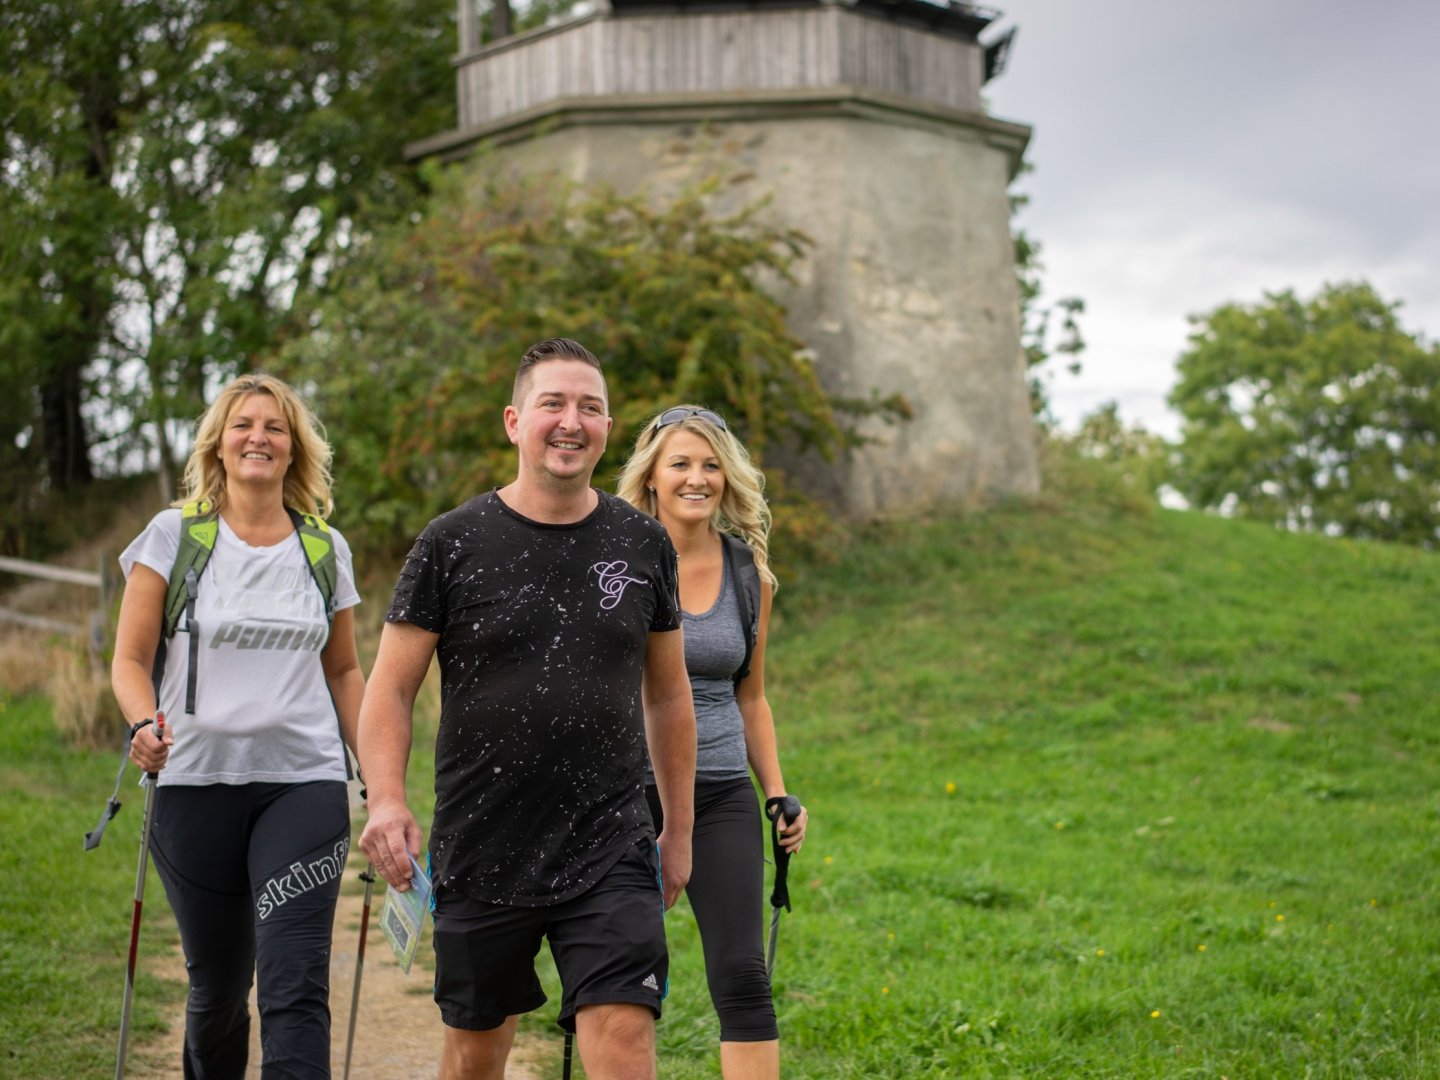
[276,166,903,564]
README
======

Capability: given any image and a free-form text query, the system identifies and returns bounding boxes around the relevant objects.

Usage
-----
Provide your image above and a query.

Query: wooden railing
[453,6,987,131]
[0,554,113,656]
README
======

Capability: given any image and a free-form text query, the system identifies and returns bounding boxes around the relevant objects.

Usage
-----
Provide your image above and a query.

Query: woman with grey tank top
[619,405,808,1080]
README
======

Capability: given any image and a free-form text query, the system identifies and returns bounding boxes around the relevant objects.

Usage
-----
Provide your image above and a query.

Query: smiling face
[504,358,612,488]
[649,428,726,530]
[218,391,293,491]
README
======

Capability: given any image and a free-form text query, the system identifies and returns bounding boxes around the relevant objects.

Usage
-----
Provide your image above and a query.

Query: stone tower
[411,0,1038,516]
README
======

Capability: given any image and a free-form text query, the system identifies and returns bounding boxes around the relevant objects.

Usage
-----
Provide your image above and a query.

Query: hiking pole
[562,1029,574,1080]
[342,863,377,1080]
[764,795,802,980]
[115,711,165,1080]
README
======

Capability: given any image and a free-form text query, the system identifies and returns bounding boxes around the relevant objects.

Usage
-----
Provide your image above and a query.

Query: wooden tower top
[415,0,1024,162]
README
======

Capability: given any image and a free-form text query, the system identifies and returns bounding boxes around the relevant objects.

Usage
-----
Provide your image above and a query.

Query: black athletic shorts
[432,838,668,1033]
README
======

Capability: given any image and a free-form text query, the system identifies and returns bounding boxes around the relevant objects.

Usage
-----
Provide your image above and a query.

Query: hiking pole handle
[766,795,801,826]
[765,795,802,912]
[764,794,802,980]
[146,712,166,781]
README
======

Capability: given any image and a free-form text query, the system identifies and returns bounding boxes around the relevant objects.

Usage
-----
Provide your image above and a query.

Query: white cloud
[987,0,1440,440]
[1029,176,1440,437]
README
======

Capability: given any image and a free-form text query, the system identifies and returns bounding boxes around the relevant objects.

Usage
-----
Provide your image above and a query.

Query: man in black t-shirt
[358,339,696,1080]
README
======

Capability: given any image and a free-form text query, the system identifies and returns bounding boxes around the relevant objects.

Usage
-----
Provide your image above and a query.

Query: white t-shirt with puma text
[120,509,360,786]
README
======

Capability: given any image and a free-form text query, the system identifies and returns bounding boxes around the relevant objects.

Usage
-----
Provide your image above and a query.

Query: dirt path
[126,855,554,1079]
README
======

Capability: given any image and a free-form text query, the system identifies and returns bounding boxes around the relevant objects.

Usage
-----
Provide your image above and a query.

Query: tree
[1011,178,1085,425]
[1066,402,1170,497]
[1169,281,1440,546]
[0,0,456,518]
[275,167,882,555]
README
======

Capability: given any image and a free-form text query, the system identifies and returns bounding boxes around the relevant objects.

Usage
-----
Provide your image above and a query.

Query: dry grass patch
[0,628,49,696]
[47,642,119,748]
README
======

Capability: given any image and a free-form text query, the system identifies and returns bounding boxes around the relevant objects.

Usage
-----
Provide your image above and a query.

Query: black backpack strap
[148,637,168,710]
[721,533,761,691]
[182,567,201,714]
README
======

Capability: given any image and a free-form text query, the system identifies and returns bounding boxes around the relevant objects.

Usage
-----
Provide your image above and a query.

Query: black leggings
[151,781,349,1079]
[647,776,779,1042]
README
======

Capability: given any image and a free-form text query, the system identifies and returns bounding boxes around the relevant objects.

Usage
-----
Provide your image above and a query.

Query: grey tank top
[649,552,750,781]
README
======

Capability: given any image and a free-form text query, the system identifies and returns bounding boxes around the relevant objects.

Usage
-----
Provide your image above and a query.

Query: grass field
[4,462,1438,1077]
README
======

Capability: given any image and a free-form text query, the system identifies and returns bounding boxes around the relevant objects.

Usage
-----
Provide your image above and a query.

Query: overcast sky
[979,0,1440,438]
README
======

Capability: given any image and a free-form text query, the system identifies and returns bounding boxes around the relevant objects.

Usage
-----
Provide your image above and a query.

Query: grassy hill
[732,470,1439,1078]
[3,461,1437,1077]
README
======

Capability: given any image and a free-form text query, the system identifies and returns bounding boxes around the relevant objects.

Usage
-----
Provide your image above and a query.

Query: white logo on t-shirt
[591,560,644,610]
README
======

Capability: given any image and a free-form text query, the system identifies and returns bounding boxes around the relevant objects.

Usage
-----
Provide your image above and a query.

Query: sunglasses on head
[653,407,728,432]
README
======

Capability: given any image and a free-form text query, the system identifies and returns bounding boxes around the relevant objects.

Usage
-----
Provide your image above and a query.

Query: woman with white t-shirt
[111,372,365,1078]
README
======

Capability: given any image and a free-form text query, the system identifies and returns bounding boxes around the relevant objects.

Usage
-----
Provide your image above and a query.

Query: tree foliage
[1011,182,1085,425]
[1169,281,1440,546]
[275,166,874,558]
[1064,401,1171,499]
[0,0,456,535]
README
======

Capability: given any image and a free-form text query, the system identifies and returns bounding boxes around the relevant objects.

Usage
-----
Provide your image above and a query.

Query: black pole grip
[764,795,802,912]
[767,795,802,825]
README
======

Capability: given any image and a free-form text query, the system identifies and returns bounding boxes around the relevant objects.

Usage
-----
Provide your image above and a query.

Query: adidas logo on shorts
[642,974,659,991]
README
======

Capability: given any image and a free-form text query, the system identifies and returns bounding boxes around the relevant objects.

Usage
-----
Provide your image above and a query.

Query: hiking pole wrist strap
[84,717,157,851]
[765,795,802,912]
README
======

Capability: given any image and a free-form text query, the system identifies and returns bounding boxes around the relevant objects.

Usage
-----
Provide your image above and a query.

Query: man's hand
[642,628,696,910]
[359,797,423,891]
[355,620,437,891]
[656,827,691,910]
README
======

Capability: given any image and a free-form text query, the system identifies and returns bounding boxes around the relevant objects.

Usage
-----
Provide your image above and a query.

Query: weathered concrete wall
[451,98,1039,516]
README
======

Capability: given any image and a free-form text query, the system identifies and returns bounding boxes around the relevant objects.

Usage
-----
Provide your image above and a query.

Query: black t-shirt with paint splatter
[387,489,681,906]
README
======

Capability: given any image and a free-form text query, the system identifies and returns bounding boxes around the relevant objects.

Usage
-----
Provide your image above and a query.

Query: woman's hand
[128,720,172,775]
[772,796,808,855]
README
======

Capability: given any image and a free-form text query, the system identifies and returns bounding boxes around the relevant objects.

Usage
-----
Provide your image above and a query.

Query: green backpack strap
[286,508,338,626]
[152,500,219,714]
[286,507,351,780]
[162,500,219,640]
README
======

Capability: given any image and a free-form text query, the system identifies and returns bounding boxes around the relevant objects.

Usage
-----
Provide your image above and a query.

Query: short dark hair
[512,338,604,407]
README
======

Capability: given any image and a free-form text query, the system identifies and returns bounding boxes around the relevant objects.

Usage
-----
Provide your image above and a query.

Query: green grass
[0,695,184,1077]
[5,463,1439,1076]
[650,482,1440,1077]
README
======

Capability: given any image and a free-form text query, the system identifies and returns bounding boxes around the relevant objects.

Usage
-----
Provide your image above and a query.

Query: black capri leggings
[647,776,779,1042]
[151,780,350,1079]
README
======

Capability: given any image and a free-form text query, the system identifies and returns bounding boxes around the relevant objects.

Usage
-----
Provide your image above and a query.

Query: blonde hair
[177,372,335,518]
[617,406,777,590]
